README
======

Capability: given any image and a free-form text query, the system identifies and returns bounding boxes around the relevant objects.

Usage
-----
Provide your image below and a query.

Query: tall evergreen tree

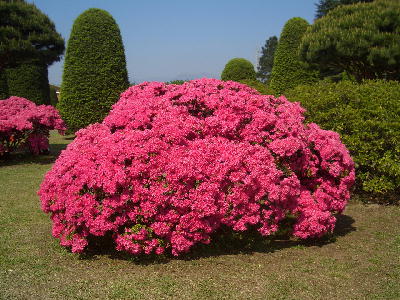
[256,36,278,83]
[269,18,318,95]
[58,8,129,133]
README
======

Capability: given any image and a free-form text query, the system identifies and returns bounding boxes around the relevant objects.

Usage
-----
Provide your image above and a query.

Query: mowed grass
[0,132,399,300]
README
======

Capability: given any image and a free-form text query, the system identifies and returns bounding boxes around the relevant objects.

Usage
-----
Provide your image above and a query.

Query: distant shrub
[0,97,66,157]
[58,8,129,133]
[166,80,187,85]
[238,79,271,95]
[269,17,318,95]
[39,79,354,256]
[286,80,400,203]
[221,58,257,82]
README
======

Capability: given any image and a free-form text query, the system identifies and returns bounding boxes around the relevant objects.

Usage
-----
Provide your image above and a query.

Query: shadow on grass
[0,142,69,167]
[78,214,355,265]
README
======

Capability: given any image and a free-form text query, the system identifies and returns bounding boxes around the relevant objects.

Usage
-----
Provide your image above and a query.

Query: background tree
[269,17,318,95]
[315,0,374,19]
[302,0,400,82]
[0,0,64,103]
[0,0,64,71]
[58,8,129,133]
[256,36,278,83]
[221,58,256,82]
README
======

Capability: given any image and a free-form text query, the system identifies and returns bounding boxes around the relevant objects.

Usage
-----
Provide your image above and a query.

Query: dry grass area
[0,132,399,300]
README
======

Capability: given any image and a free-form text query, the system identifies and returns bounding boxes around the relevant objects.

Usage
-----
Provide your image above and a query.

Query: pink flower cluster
[38,79,355,256]
[0,96,66,156]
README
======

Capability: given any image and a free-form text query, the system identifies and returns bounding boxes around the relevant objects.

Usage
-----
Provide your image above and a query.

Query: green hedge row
[286,80,400,203]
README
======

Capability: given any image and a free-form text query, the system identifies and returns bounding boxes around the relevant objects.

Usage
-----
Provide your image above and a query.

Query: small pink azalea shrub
[0,96,66,156]
[39,79,355,256]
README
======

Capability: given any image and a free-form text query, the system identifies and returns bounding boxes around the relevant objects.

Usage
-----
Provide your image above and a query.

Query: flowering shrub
[39,79,355,256]
[0,96,66,156]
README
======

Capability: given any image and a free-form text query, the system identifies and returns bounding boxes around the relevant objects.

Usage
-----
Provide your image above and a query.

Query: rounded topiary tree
[269,18,318,95]
[221,58,257,82]
[5,62,51,105]
[39,79,355,256]
[301,0,400,82]
[58,8,129,133]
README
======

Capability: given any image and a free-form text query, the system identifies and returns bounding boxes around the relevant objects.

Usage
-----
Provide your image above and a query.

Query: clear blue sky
[28,0,317,85]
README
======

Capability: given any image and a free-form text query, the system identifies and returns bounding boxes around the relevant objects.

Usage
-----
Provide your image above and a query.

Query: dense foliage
[221,58,257,82]
[0,96,66,156]
[0,0,64,70]
[39,79,354,256]
[257,36,278,83]
[286,80,399,203]
[315,0,374,19]
[301,0,400,82]
[3,62,51,105]
[269,18,318,95]
[58,8,129,133]
[237,79,270,95]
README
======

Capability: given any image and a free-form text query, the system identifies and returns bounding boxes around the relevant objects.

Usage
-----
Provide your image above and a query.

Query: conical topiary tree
[58,8,129,133]
[269,18,318,95]
[221,58,257,82]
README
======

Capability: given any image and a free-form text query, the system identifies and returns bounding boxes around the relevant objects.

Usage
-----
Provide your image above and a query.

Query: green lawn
[0,132,399,300]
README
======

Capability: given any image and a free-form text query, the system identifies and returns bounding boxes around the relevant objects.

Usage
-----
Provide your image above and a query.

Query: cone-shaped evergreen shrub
[269,18,318,95]
[59,8,129,133]
[4,62,51,105]
[221,58,257,82]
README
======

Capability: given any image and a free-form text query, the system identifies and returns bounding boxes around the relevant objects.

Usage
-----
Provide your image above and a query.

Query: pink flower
[0,96,66,156]
[38,79,355,256]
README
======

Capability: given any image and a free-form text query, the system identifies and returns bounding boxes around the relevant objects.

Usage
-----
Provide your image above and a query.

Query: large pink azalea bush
[39,79,355,256]
[0,97,66,157]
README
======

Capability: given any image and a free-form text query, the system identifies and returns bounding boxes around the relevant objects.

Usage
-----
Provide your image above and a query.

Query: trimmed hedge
[221,58,256,82]
[286,80,400,203]
[59,8,129,133]
[4,62,51,105]
[269,17,318,95]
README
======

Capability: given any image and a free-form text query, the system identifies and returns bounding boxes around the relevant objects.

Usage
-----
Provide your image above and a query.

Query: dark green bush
[221,58,256,82]
[0,70,8,99]
[4,62,50,105]
[269,17,318,95]
[58,8,129,133]
[286,80,400,203]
